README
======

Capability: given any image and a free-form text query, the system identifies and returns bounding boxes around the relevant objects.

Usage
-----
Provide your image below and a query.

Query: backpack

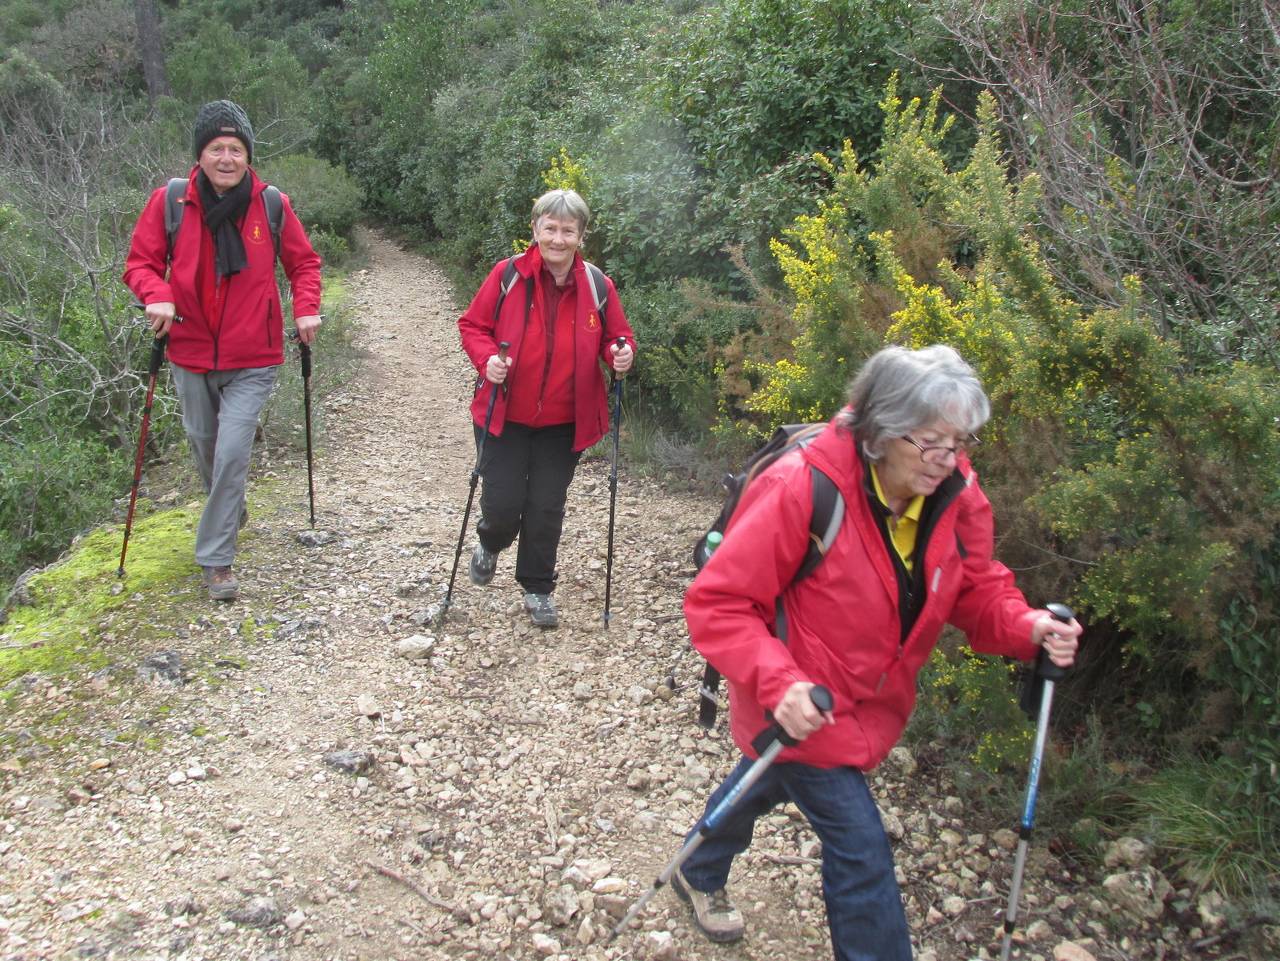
[164,177,284,264]
[494,253,608,319]
[692,423,846,728]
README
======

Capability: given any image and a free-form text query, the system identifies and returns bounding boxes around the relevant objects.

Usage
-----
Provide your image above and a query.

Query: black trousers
[475,422,581,595]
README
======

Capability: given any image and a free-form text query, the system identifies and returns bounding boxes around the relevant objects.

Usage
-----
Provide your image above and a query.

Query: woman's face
[875,419,970,504]
[532,214,582,275]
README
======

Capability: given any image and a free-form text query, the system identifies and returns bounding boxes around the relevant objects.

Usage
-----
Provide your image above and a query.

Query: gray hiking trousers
[170,364,277,568]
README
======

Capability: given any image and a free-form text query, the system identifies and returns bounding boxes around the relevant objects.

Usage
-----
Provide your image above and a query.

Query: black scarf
[196,170,252,277]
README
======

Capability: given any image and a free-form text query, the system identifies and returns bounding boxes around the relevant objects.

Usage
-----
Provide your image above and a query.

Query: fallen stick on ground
[365,860,466,919]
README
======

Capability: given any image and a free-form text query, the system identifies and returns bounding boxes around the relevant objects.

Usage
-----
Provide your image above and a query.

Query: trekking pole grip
[612,336,626,380]
[1036,603,1075,682]
[751,685,834,754]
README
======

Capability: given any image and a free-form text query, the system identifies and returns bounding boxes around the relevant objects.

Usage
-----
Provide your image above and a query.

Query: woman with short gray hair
[678,343,1082,960]
[457,188,636,629]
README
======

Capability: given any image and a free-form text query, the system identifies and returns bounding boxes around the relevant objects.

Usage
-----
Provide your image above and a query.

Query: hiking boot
[469,543,497,586]
[523,592,559,629]
[672,867,744,943]
[204,565,239,602]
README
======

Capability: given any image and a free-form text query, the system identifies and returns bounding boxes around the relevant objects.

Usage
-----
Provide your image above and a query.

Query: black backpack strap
[698,664,722,730]
[164,178,188,265]
[698,465,844,730]
[497,255,520,310]
[165,178,285,263]
[261,185,284,259]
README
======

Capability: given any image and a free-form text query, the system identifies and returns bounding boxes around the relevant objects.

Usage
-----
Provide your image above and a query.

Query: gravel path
[0,233,1209,961]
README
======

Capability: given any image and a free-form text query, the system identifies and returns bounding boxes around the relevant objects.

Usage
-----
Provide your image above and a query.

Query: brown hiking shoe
[672,867,744,942]
[204,565,238,601]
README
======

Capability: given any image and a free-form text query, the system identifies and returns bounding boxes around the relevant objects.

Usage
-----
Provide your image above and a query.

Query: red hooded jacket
[123,167,322,373]
[457,246,636,452]
[684,412,1041,770]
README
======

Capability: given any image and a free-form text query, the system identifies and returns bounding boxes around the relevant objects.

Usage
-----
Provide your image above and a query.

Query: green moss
[0,508,198,685]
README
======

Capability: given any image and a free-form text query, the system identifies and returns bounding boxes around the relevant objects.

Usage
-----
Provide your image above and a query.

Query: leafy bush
[755,80,1280,842]
[909,642,1032,776]
[255,153,364,237]
[0,426,123,582]
[305,227,351,268]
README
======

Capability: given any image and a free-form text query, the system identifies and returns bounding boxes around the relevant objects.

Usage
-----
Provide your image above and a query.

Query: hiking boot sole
[671,870,744,943]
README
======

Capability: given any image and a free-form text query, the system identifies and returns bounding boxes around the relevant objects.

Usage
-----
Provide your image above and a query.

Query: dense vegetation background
[1,0,1276,917]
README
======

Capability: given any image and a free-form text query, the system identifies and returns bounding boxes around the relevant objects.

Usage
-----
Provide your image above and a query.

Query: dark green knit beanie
[192,100,254,162]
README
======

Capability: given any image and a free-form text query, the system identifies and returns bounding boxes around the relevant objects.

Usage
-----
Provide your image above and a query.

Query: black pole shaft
[441,342,509,619]
[299,341,315,528]
[118,334,167,577]
[603,337,626,626]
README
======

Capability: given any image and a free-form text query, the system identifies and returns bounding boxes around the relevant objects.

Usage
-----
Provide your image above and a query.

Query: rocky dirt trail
[1,234,1221,961]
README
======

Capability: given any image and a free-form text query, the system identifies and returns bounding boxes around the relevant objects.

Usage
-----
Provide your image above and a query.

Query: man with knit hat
[123,100,322,601]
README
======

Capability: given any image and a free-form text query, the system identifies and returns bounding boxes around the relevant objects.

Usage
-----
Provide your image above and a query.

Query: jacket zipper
[536,285,561,415]
[212,275,225,371]
[873,470,968,692]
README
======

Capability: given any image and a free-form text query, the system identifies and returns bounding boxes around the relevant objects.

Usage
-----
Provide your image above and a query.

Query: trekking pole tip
[425,599,450,629]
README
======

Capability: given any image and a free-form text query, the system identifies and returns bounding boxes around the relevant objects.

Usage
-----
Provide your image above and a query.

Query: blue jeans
[681,759,911,961]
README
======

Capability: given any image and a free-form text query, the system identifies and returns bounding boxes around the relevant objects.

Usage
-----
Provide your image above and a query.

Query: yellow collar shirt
[870,465,925,573]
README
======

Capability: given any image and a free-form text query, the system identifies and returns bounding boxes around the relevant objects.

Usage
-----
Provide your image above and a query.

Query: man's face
[198,135,249,194]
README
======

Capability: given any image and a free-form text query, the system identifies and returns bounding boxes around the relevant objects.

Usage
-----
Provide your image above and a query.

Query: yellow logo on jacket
[586,312,600,331]
[249,222,267,245]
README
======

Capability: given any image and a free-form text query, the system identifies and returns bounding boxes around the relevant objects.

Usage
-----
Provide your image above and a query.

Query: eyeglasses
[901,434,980,465]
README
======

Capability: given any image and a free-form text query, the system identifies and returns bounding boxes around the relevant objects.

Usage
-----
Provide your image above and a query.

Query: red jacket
[123,167,322,373]
[684,412,1041,770]
[457,246,636,452]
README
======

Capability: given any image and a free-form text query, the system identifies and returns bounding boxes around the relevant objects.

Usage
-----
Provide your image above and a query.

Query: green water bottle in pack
[696,530,723,568]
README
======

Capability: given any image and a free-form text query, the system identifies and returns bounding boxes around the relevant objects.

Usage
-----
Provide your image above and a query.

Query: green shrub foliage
[758,81,1280,836]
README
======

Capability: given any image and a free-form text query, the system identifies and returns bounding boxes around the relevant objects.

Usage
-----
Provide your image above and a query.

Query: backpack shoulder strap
[795,466,844,581]
[774,465,845,645]
[493,255,521,319]
[164,178,188,263]
[583,260,608,319]
[261,185,284,259]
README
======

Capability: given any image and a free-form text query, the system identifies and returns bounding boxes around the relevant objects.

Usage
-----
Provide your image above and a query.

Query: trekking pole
[117,332,168,577]
[1000,603,1075,961]
[291,330,316,528]
[433,341,510,626]
[610,685,835,940]
[602,336,627,627]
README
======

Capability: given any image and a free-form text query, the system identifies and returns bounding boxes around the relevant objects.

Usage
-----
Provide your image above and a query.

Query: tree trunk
[135,0,171,105]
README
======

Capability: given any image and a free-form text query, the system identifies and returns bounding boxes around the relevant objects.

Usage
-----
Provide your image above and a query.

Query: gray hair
[843,345,990,461]
[531,188,590,233]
